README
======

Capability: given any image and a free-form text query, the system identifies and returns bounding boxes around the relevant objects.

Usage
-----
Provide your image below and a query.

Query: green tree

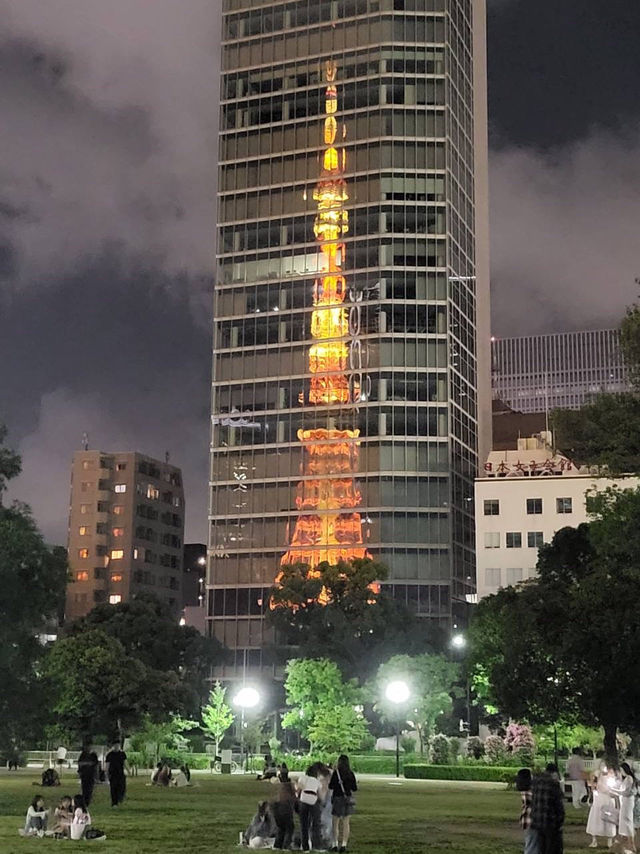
[201,681,235,756]
[130,714,197,764]
[269,559,438,679]
[375,654,461,755]
[0,427,69,754]
[470,486,640,761]
[620,297,640,388]
[307,704,370,755]
[65,594,225,711]
[281,658,362,743]
[45,629,183,741]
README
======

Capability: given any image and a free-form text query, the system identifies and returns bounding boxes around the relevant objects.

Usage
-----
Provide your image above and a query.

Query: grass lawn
[0,770,594,853]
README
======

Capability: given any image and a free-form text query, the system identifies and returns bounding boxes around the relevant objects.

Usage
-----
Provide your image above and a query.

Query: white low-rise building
[475,433,639,599]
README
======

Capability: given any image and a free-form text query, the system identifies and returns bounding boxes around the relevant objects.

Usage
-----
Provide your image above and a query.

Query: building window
[114,484,127,493]
[147,485,159,500]
[78,548,89,559]
[506,567,523,585]
[557,497,573,514]
[80,504,91,514]
[116,462,127,471]
[112,527,124,537]
[110,549,124,560]
[97,501,110,512]
[485,568,501,587]
[110,572,123,583]
[133,548,140,560]
[93,567,105,579]
[483,499,499,516]
[484,532,500,549]
[109,594,122,604]
[526,498,542,514]
[80,481,91,492]
[78,526,88,536]
[75,570,89,581]
[113,505,125,515]
[96,545,108,556]
[527,531,544,548]
[82,460,91,470]
[506,532,522,548]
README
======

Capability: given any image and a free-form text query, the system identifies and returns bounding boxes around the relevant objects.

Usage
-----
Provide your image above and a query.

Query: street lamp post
[233,686,260,774]
[385,680,410,779]
[450,633,471,734]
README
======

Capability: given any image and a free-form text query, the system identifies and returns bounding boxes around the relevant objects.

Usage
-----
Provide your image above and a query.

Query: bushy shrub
[404,763,516,783]
[504,723,536,765]
[448,737,461,763]
[401,736,417,754]
[359,734,376,753]
[429,734,450,765]
[465,736,484,760]
[484,734,506,765]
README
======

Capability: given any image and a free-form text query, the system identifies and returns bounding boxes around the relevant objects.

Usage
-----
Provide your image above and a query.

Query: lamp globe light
[385,680,410,705]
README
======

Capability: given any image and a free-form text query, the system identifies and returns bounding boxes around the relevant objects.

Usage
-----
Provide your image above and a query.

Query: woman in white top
[586,769,618,848]
[70,794,91,841]
[609,762,637,853]
[22,796,48,836]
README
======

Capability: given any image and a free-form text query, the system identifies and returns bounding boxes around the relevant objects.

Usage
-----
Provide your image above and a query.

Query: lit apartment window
[506,532,522,548]
[526,498,542,514]
[484,532,500,548]
[556,497,573,514]
[114,484,127,494]
[483,499,499,516]
[147,485,159,500]
[485,568,501,587]
[78,526,88,536]
[110,573,123,583]
[133,548,140,560]
[506,567,523,585]
[110,549,124,560]
[78,548,89,559]
[527,531,544,548]
[113,527,124,537]
[109,594,122,604]
[75,570,89,581]
[82,460,91,470]
[80,504,91,514]
[113,505,125,515]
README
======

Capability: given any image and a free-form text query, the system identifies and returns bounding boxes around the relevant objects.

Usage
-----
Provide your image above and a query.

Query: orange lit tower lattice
[279,60,371,577]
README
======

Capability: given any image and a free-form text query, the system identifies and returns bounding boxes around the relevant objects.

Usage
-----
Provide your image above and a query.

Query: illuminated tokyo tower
[279,60,370,575]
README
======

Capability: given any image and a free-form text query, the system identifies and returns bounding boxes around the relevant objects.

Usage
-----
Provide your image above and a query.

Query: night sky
[2,0,640,544]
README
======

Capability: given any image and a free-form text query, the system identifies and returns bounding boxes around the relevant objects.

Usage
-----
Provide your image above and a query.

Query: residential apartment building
[492,329,629,414]
[210,0,492,673]
[475,434,639,599]
[65,450,185,621]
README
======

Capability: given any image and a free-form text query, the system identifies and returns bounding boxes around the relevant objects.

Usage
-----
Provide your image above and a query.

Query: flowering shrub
[484,734,507,765]
[504,723,536,765]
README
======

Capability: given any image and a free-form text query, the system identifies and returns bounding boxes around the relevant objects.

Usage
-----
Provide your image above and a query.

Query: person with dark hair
[296,764,323,851]
[52,795,74,838]
[586,766,617,848]
[41,767,61,787]
[243,800,275,848]
[329,755,358,853]
[516,769,539,854]
[565,748,587,809]
[21,795,49,836]
[278,762,289,783]
[609,762,637,852]
[271,780,296,850]
[105,742,127,807]
[77,744,98,807]
[530,763,564,854]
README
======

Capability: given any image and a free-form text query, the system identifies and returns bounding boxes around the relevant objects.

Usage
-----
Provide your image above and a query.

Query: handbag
[601,804,619,825]
[336,769,356,810]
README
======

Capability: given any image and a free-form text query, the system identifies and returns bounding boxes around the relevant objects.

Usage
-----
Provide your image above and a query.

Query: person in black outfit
[271,780,296,850]
[530,763,565,854]
[105,742,127,807]
[329,754,358,853]
[77,745,98,807]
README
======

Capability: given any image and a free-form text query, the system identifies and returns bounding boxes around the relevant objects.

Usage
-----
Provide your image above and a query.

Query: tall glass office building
[209,0,491,674]
[492,329,629,414]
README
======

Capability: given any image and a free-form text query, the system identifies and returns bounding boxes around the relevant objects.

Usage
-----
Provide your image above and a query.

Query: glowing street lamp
[234,686,261,773]
[451,633,466,650]
[385,680,410,778]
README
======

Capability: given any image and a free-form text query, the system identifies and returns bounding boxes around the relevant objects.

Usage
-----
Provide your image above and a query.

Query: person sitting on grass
[52,795,74,838]
[21,795,49,836]
[70,794,91,840]
[41,767,60,787]
[243,800,276,848]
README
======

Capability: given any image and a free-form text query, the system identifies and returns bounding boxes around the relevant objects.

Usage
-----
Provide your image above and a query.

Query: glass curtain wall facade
[210,0,491,674]
[492,329,629,414]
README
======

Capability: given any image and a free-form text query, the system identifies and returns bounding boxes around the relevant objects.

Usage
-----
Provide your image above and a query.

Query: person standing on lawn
[105,742,127,807]
[516,768,540,854]
[530,763,565,854]
[77,743,98,807]
[329,755,358,854]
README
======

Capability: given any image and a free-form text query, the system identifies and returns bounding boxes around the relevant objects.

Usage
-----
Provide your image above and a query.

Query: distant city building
[183,543,206,608]
[475,433,639,599]
[209,0,492,674]
[492,329,629,414]
[65,450,185,621]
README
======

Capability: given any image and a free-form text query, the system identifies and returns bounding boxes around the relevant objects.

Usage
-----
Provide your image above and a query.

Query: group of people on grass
[517,755,639,854]
[244,754,358,852]
[21,794,102,840]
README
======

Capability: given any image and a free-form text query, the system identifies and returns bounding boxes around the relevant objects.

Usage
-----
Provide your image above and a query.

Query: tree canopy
[469,486,640,759]
[269,559,438,679]
[201,681,235,755]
